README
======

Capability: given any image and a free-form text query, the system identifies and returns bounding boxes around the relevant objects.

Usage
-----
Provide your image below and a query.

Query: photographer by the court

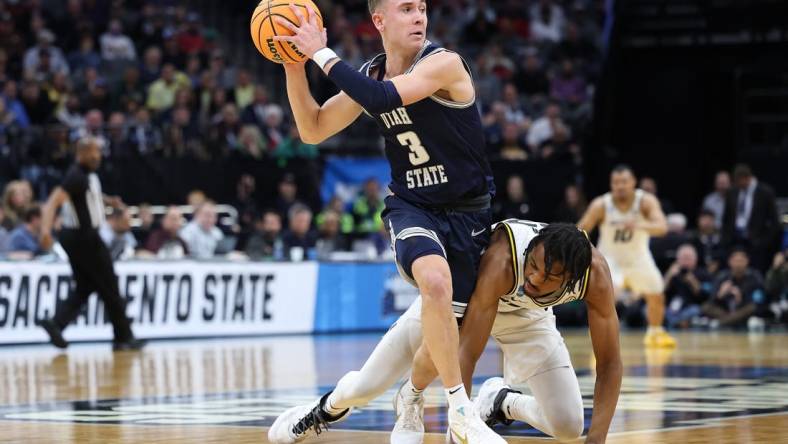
[663,244,712,328]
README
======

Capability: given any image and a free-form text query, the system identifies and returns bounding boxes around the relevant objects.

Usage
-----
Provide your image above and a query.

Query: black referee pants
[52,229,133,341]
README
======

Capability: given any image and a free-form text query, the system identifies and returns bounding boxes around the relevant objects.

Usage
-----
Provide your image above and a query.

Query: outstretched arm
[275,6,471,114]
[584,251,623,444]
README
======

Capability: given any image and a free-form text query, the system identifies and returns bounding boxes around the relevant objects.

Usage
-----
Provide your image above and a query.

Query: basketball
[250,0,324,64]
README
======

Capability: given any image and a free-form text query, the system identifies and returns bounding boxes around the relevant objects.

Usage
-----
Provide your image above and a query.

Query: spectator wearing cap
[100,19,137,62]
[23,29,69,77]
[703,248,766,329]
[702,170,731,229]
[721,164,780,272]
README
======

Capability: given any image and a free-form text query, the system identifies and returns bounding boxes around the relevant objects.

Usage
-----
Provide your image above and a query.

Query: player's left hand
[273,4,327,59]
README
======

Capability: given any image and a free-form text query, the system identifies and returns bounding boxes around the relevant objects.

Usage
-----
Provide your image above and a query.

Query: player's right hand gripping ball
[250,0,324,64]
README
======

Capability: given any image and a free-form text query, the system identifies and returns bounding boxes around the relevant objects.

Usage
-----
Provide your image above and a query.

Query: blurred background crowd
[0,0,784,330]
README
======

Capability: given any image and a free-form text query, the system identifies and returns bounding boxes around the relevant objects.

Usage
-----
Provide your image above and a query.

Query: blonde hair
[2,180,33,227]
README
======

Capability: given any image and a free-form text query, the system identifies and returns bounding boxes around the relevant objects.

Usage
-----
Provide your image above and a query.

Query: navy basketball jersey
[360,41,493,207]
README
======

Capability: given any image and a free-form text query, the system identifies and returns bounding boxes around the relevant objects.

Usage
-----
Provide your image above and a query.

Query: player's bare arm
[280,63,363,144]
[409,228,515,392]
[583,249,623,443]
[457,228,515,389]
[39,186,69,251]
[577,196,606,232]
[637,193,668,237]
[275,4,471,115]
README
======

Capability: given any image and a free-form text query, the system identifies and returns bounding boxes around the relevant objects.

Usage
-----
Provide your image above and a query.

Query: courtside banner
[0,261,319,344]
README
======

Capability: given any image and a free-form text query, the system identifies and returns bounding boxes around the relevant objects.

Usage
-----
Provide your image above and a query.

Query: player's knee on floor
[546,405,585,440]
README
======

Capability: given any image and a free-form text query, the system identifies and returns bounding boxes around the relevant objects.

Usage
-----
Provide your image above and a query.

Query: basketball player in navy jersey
[266,1,502,443]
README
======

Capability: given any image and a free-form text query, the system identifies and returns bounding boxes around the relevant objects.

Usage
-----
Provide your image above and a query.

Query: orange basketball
[250,0,324,64]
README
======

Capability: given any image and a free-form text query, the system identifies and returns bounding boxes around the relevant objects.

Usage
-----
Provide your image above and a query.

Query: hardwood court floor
[0,331,786,443]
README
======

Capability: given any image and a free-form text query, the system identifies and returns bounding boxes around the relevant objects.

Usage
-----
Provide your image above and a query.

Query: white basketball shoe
[447,402,507,444]
[474,377,521,427]
[267,391,352,443]
[391,382,425,444]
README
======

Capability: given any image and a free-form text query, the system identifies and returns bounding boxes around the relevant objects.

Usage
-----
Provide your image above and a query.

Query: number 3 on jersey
[397,131,430,166]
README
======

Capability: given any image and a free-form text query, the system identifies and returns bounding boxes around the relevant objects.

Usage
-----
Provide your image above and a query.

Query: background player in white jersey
[578,165,675,347]
[269,222,622,444]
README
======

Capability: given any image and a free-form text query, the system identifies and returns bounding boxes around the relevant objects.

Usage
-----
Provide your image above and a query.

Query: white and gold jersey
[597,190,653,264]
[493,219,590,313]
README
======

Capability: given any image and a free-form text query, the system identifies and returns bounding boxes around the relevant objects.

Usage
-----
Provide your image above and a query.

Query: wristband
[313,47,338,70]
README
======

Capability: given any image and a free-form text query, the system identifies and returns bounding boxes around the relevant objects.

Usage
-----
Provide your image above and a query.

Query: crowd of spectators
[0,1,784,331]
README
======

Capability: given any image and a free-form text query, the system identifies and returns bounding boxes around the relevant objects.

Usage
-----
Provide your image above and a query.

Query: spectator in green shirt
[353,179,385,234]
[316,196,354,235]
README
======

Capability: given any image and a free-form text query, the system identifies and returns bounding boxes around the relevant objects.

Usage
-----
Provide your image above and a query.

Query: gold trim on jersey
[499,223,520,296]
[577,229,591,300]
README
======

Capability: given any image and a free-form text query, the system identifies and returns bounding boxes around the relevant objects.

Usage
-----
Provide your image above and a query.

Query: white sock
[501,392,535,421]
[445,383,470,410]
[402,377,424,399]
[647,325,665,334]
[324,392,348,417]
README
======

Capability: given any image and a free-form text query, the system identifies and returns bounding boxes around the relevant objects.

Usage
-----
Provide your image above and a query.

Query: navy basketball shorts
[382,194,492,318]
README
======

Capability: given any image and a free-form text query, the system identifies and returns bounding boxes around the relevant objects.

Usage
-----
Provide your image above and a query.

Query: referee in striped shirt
[39,136,145,351]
